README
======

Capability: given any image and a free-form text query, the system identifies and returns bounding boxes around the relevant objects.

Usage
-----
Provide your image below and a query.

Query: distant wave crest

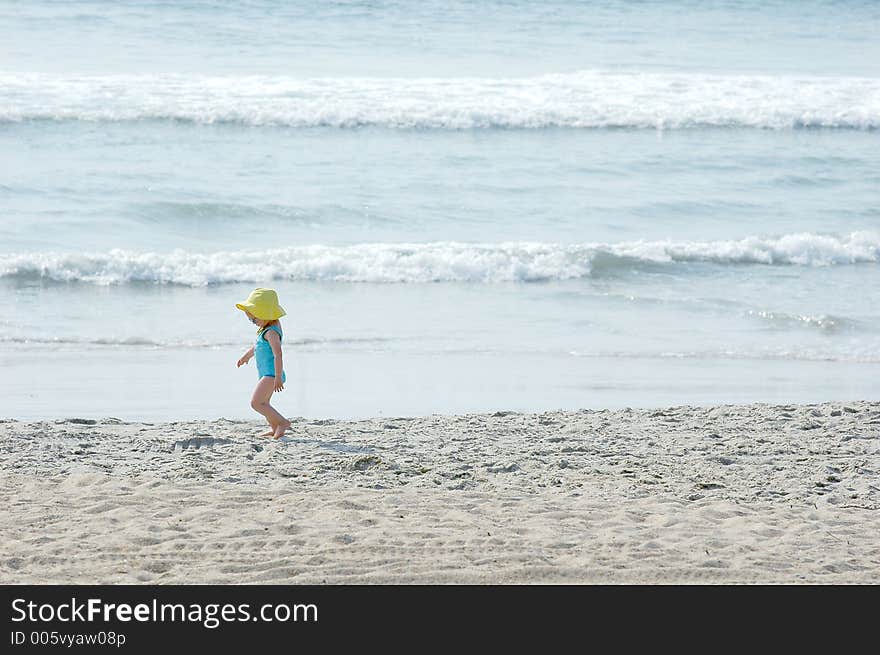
[1,70,878,129]
[1,233,877,286]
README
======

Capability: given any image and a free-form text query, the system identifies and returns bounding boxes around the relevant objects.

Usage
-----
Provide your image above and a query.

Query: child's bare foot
[273,419,292,439]
[259,428,275,437]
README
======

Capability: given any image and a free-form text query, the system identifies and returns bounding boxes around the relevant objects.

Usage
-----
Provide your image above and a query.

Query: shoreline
[2,400,878,583]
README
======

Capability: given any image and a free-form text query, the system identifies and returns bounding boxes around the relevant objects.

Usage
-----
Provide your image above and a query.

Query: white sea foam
[1,233,877,286]
[0,336,232,348]
[0,335,392,348]
[3,336,875,362]
[745,311,857,333]
[566,348,880,364]
[1,70,878,129]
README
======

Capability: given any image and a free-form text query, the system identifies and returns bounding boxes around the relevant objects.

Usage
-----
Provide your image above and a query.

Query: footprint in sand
[171,437,232,452]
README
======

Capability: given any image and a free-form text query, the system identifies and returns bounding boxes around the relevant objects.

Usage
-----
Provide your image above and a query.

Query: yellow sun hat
[235,287,286,320]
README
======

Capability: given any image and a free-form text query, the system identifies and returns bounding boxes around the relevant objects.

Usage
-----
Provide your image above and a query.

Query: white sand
[1,401,878,583]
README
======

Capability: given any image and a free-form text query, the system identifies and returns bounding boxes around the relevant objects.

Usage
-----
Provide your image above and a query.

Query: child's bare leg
[250,377,289,438]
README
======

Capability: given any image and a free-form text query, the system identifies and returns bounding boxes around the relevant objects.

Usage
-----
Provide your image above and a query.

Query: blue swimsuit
[255,324,286,382]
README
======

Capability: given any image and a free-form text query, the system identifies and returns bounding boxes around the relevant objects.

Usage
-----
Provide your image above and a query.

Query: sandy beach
[1,400,878,584]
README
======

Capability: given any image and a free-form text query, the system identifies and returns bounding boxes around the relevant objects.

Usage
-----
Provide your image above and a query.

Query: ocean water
[1,0,878,420]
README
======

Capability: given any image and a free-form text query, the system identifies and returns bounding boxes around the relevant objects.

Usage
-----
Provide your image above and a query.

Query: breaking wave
[1,233,877,286]
[1,70,878,129]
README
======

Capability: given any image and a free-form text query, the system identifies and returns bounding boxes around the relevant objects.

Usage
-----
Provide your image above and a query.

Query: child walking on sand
[235,287,292,439]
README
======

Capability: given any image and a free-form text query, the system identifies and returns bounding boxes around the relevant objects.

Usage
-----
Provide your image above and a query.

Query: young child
[235,287,292,439]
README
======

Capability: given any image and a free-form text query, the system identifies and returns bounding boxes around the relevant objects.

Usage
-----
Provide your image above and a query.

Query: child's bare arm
[265,330,284,391]
[237,345,255,367]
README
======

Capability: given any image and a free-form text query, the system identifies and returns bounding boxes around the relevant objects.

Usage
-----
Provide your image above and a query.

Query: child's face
[245,312,266,327]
